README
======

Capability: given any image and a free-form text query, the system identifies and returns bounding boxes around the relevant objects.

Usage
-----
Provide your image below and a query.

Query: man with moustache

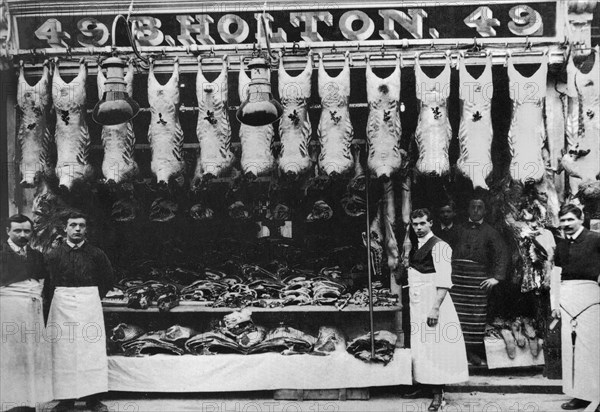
[552,204,600,411]
[1,214,53,412]
[44,212,114,412]
[408,208,468,411]
[450,197,508,365]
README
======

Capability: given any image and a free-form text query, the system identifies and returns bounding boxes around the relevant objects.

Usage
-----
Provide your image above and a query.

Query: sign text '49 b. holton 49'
[25,3,556,50]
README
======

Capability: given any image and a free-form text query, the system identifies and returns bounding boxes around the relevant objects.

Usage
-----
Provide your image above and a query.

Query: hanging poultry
[52,58,92,189]
[147,57,185,185]
[278,50,313,177]
[317,51,354,176]
[193,55,234,185]
[97,58,138,184]
[17,60,52,186]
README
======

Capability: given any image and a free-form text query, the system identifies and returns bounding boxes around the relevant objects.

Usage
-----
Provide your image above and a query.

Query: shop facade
[0,0,598,394]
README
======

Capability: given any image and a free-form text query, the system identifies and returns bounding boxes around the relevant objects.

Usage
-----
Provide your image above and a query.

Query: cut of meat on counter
[365,53,403,179]
[97,59,138,184]
[317,51,354,176]
[194,55,234,185]
[147,58,185,186]
[238,58,275,178]
[53,58,93,189]
[17,59,52,186]
[278,50,313,177]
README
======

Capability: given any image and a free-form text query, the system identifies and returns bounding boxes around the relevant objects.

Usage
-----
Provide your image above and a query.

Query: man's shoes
[401,387,430,399]
[85,400,109,412]
[51,400,75,412]
[467,351,484,366]
[560,398,590,410]
[428,392,445,411]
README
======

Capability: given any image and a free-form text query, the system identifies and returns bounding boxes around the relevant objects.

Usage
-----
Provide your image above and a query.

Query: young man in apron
[552,204,600,411]
[408,208,469,411]
[44,212,114,412]
[1,214,53,411]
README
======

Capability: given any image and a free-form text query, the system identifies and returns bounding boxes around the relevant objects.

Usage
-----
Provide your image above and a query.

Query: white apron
[560,280,600,403]
[409,268,469,384]
[48,286,108,399]
[0,279,53,407]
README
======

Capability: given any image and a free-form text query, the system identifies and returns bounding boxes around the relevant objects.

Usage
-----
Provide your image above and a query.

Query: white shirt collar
[7,238,26,255]
[568,226,584,240]
[66,239,85,249]
[441,222,454,230]
[417,231,434,246]
[468,218,484,225]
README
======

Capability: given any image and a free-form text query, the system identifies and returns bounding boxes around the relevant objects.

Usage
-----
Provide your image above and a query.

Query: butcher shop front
[0,0,599,405]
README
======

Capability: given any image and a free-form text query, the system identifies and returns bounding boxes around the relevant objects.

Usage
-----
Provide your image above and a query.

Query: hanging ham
[193,56,234,185]
[414,55,452,176]
[53,58,92,189]
[365,54,402,179]
[97,59,138,184]
[278,51,313,176]
[317,51,354,176]
[457,53,493,189]
[147,58,184,185]
[238,58,275,178]
[17,60,52,186]
[507,53,548,184]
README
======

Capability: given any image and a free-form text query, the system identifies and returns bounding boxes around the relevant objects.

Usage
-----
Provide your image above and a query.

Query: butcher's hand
[480,278,499,290]
[551,309,561,319]
[427,308,440,327]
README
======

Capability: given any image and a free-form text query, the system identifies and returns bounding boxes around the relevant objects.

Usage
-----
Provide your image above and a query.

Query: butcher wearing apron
[408,209,469,412]
[44,213,114,412]
[553,204,600,411]
[1,215,53,411]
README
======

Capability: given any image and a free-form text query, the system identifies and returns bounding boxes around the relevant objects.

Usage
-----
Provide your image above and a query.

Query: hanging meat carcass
[562,48,600,199]
[507,53,548,184]
[17,60,52,186]
[97,59,138,183]
[53,58,92,189]
[148,58,185,185]
[414,54,452,176]
[278,51,313,176]
[317,51,354,176]
[193,56,234,185]
[365,54,403,179]
[238,58,275,178]
[457,53,494,189]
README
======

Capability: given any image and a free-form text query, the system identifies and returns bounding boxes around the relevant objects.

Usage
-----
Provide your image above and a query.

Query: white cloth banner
[48,287,108,399]
[108,350,412,392]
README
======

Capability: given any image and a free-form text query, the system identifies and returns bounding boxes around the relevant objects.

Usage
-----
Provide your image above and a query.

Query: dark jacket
[452,221,509,280]
[432,223,459,250]
[555,228,600,282]
[0,241,47,287]
[43,242,114,305]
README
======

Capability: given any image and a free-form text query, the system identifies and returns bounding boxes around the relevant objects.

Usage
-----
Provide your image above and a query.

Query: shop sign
[17,2,558,50]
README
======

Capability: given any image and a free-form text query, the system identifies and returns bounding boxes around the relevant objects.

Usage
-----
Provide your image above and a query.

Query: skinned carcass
[97,59,138,183]
[365,54,402,179]
[194,56,234,185]
[53,58,92,188]
[148,58,185,185]
[278,51,313,176]
[317,51,354,176]
[17,60,52,186]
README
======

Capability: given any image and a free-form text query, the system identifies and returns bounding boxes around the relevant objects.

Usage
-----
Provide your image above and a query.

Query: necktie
[18,247,26,257]
[568,236,575,243]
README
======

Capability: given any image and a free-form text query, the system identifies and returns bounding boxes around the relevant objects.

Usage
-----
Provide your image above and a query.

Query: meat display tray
[102,302,402,313]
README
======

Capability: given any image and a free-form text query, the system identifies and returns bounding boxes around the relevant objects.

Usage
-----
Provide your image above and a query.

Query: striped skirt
[450,259,488,350]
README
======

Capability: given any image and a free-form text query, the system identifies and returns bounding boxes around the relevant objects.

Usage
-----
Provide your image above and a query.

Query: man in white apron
[44,212,114,412]
[408,208,469,412]
[552,204,600,411]
[1,214,53,411]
